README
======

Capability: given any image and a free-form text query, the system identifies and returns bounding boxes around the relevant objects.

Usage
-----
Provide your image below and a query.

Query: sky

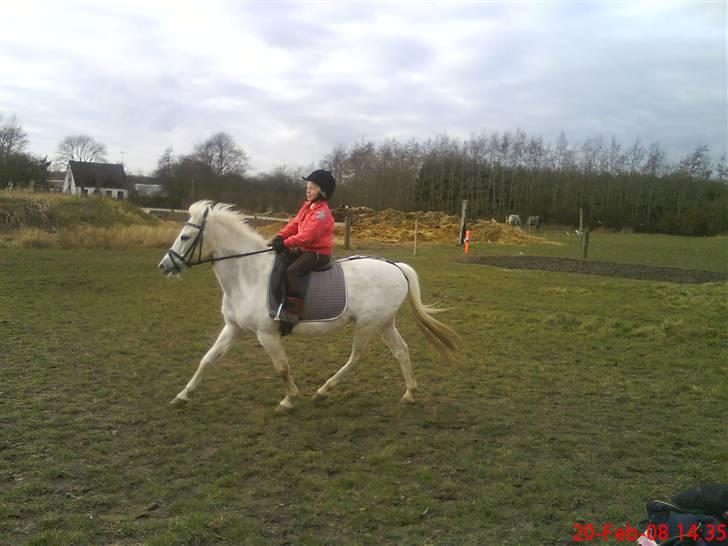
[1,1,726,175]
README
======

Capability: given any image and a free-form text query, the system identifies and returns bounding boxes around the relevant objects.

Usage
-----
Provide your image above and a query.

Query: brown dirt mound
[329,207,550,245]
[462,255,727,284]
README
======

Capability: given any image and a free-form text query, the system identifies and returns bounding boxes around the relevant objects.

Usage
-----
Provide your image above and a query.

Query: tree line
[321,132,727,236]
[0,116,50,188]
[0,115,109,190]
[2,113,726,235]
[151,130,728,235]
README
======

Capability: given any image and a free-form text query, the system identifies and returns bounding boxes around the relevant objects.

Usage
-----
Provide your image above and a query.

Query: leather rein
[164,207,274,273]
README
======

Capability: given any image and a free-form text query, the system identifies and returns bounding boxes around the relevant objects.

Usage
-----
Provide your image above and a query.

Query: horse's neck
[213,254,272,297]
[208,223,272,296]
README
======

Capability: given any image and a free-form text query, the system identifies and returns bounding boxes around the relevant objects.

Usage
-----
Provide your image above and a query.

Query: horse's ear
[203,206,210,220]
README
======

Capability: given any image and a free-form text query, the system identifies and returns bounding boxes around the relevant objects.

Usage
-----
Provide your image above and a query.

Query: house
[128,175,165,197]
[63,161,128,199]
[46,171,66,192]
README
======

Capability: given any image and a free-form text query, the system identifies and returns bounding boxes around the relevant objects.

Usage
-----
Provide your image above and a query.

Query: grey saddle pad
[267,260,347,322]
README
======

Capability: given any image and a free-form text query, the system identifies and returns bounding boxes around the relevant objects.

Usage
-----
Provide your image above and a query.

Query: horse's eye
[181,235,190,242]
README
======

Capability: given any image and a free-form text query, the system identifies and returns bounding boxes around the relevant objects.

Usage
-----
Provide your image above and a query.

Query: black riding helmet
[302,169,336,200]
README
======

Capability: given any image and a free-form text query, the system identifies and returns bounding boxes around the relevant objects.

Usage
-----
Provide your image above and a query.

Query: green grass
[1,240,726,545]
[395,229,727,273]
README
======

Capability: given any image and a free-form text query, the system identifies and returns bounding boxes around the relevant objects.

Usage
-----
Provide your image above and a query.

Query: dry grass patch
[0,222,181,249]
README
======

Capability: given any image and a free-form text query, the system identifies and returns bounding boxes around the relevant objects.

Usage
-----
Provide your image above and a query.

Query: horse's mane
[188,200,266,247]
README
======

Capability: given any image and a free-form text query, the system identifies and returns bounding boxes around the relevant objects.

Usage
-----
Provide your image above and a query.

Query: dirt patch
[461,255,727,284]
[328,207,554,245]
[252,207,556,245]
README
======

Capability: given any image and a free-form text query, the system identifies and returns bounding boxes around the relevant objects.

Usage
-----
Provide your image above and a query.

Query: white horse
[158,201,460,413]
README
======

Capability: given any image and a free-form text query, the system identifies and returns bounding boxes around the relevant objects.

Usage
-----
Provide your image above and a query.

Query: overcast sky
[2,1,726,175]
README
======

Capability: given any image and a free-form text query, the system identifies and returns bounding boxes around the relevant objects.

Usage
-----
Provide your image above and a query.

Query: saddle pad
[267,261,347,322]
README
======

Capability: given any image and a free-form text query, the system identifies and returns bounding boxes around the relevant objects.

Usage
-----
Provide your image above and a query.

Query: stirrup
[273,302,284,321]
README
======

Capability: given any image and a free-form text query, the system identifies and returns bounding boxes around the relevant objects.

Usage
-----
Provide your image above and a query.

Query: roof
[68,161,127,189]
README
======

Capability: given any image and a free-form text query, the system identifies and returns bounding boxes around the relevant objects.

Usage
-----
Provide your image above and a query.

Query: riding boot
[279,296,304,336]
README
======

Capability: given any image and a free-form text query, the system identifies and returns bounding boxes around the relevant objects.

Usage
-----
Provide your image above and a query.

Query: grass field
[406,229,728,274]
[1,233,726,545]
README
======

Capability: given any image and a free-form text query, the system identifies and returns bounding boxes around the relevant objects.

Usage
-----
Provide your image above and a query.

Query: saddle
[267,253,347,322]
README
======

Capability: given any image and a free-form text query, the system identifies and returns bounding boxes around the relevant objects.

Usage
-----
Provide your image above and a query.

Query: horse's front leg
[171,322,239,404]
[257,331,299,413]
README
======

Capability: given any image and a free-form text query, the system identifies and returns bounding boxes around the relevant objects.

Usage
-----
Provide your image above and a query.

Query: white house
[127,175,165,197]
[63,161,128,199]
[46,172,66,192]
[133,183,164,197]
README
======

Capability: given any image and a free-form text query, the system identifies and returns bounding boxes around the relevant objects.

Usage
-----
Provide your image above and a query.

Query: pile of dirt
[330,207,549,245]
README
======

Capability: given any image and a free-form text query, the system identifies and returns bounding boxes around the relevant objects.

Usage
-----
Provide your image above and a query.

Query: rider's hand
[271,236,285,254]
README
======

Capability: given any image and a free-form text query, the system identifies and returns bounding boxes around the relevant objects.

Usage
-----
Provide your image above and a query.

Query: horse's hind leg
[380,318,417,403]
[172,322,239,404]
[257,332,299,413]
[313,327,376,401]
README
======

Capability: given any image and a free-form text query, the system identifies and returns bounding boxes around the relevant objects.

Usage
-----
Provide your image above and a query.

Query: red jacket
[277,199,334,255]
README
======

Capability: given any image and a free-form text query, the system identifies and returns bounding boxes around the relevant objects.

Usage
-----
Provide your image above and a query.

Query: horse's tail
[395,262,461,364]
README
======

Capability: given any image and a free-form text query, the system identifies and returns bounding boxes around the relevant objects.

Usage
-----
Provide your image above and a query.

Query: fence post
[582,226,590,259]
[459,199,468,244]
[344,214,351,250]
[413,218,418,256]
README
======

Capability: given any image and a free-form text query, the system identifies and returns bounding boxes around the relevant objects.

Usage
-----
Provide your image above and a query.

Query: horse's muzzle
[158,253,182,276]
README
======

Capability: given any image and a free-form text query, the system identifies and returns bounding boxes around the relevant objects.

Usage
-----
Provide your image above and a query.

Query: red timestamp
[571,523,644,542]
[571,522,727,543]
[644,523,727,543]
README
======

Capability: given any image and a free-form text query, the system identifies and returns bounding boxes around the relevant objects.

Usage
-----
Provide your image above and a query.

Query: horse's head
[158,201,214,276]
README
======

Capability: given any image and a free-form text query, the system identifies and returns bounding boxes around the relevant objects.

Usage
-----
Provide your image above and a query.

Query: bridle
[164,207,273,273]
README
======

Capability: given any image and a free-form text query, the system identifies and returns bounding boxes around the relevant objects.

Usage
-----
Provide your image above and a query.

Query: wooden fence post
[582,226,590,259]
[459,199,468,244]
[413,218,418,256]
[344,214,351,250]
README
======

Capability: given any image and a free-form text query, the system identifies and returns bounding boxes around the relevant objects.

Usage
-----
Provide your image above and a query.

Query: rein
[165,207,274,272]
[191,247,274,266]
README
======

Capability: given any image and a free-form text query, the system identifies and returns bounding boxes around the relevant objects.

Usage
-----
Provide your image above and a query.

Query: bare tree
[644,142,667,178]
[0,115,28,157]
[678,144,712,180]
[56,135,107,164]
[193,132,249,177]
[0,115,51,188]
[716,155,727,182]
[642,142,667,228]
[321,145,349,191]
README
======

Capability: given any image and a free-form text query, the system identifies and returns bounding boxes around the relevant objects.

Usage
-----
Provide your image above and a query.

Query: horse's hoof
[275,400,294,414]
[401,391,416,404]
[171,394,190,405]
[312,389,329,402]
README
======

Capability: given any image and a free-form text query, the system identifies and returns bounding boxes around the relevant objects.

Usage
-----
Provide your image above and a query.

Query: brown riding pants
[286,251,331,298]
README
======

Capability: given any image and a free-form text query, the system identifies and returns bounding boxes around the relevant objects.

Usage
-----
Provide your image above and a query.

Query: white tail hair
[395,262,461,363]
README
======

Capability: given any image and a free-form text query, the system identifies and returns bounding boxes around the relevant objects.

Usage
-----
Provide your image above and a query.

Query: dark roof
[68,161,127,189]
